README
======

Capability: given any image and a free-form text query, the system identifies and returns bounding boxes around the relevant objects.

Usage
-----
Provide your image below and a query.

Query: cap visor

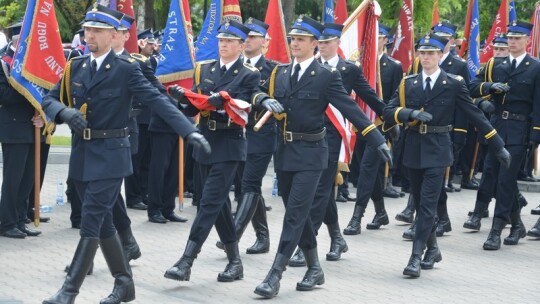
[288,28,314,37]
[217,32,242,39]
[417,46,442,51]
[83,21,114,29]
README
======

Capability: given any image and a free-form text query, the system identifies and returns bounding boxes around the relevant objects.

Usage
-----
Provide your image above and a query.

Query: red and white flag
[480,0,509,63]
[391,0,414,73]
[182,89,251,127]
[264,0,290,63]
[527,2,540,58]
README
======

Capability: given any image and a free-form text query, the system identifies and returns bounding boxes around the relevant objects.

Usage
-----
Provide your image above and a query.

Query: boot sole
[288,261,306,267]
[296,277,325,291]
[164,271,190,281]
[463,223,481,231]
[326,245,348,261]
[217,273,243,282]
[366,221,389,230]
[246,248,269,254]
[129,250,142,261]
[420,255,442,270]
[402,269,420,277]
[527,231,540,237]
[254,288,278,299]
[395,214,413,223]
[343,229,360,235]
[482,244,500,250]
[503,232,526,245]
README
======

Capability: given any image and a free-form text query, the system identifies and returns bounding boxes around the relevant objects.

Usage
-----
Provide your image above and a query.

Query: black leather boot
[527,217,540,237]
[246,196,270,254]
[217,192,260,250]
[296,248,325,291]
[326,222,348,261]
[402,219,416,240]
[118,227,141,262]
[343,205,365,235]
[99,234,135,304]
[503,210,526,245]
[436,216,452,237]
[531,204,540,215]
[420,227,442,270]
[464,201,490,230]
[254,253,288,298]
[483,217,507,250]
[288,247,305,267]
[395,194,415,223]
[217,242,244,282]
[366,199,389,230]
[164,240,200,281]
[64,262,93,276]
[403,241,424,278]
[43,237,99,304]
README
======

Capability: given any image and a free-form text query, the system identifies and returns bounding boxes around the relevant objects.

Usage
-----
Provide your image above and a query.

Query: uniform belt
[129,109,142,118]
[83,127,130,140]
[409,124,452,135]
[499,111,528,121]
[285,128,326,142]
[202,118,241,131]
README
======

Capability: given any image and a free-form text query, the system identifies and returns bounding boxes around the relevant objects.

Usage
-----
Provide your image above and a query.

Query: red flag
[22,0,66,90]
[480,0,509,63]
[223,0,242,22]
[182,89,251,127]
[334,0,348,24]
[431,0,439,27]
[116,0,137,53]
[460,0,475,58]
[264,0,290,63]
[391,0,415,73]
[526,2,540,58]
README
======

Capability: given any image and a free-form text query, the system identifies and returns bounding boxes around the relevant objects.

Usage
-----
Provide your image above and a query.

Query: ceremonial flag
[459,0,474,58]
[432,0,440,27]
[194,0,242,61]
[156,0,195,88]
[323,0,335,23]
[116,0,138,53]
[9,0,65,140]
[264,0,290,63]
[480,0,509,63]
[509,0,517,23]
[527,2,540,58]
[334,0,348,24]
[466,0,480,80]
[391,0,414,73]
[182,89,251,126]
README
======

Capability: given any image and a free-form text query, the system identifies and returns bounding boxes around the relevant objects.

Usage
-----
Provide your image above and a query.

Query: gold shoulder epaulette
[130,53,148,62]
[448,74,464,82]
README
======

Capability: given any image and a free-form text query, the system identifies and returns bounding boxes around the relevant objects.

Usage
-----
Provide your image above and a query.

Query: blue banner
[467,0,480,80]
[156,0,195,82]
[194,0,223,61]
[323,0,335,23]
[509,0,517,23]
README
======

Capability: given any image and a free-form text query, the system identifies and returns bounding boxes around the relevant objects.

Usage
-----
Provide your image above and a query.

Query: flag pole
[178,137,185,211]
[34,110,41,227]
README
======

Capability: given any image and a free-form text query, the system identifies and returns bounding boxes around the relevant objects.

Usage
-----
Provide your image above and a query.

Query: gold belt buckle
[419,124,427,135]
[285,131,293,142]
[208,120,217,131]
[83,128,91,140]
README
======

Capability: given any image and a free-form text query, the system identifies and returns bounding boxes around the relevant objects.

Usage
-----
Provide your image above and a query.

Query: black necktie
[323,61,329,66]
[220,65,227,76]
[291,64,301,87]
[246,58,251,64]
[425,76,432,98]
[91,60,97,79]
[511,59,516,72]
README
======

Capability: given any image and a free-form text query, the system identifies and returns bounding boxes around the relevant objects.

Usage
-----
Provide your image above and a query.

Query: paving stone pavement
[0,161,539,304]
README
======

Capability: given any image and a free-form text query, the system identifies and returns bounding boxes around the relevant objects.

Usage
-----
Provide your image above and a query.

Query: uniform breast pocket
[298,91,320,100]
[512,79,532,91]
[273,89,286,98]
[71,87,86,106]
[430,99,450,106]
[97,88,121,102]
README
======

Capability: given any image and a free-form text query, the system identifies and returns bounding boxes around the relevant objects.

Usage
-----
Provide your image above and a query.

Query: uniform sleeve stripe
[485,129,497,139]
[533,127,540,131]
[453,128,468,133]
[479,83,485,95]
[361,124,376,137]
[252,93,264,105]
[394,107,403,124]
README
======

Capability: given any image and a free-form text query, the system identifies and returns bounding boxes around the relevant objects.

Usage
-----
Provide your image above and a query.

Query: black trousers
[67,177,82,226]
[408,167,445,248]
[188,161,239,245]
[27,143,50,220]
[112,194,131,233]
[276,170,322,257]
[241,153,273,194]
[147,132,179,216]
[73,178,123,238]
[0,143,34,231]
[476,144,526,222]
[354,141,384,208]
[125,124,151,206]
